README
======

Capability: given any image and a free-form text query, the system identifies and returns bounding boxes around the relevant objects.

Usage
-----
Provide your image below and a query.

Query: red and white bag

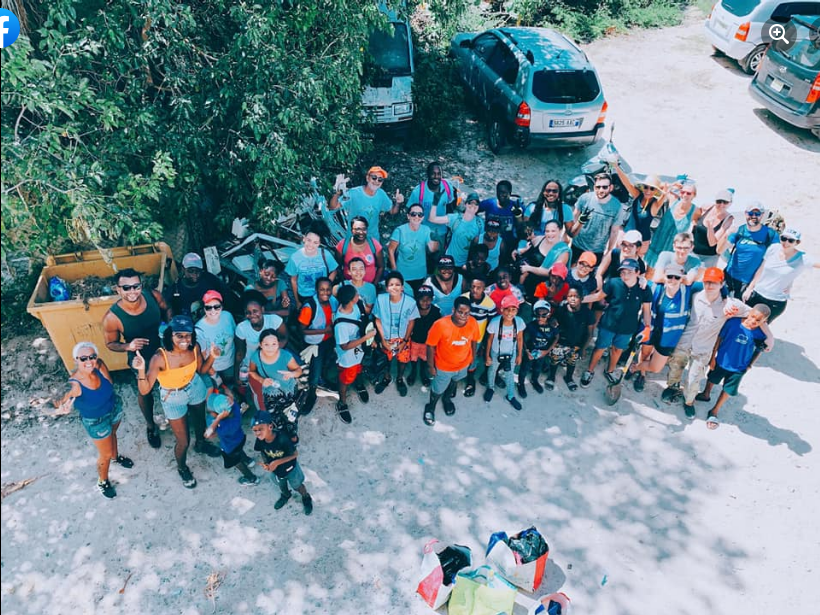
[527,592,571,615]
[416,539,471,609]
[485,527,549,592]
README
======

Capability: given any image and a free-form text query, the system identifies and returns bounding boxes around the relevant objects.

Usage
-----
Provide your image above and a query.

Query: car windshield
[774,26,820,68]
[532,70,601,104]
[366,23,411,76]
[721,0,762,17]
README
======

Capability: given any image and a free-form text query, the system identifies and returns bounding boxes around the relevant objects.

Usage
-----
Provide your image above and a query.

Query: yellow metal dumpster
[26,243,177,373]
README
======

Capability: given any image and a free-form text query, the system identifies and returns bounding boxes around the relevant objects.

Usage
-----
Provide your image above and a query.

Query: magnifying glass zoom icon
[769,24,789,44]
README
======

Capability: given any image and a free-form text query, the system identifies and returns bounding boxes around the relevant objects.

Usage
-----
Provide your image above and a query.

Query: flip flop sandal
[464,382,476,397]
[706,413,720,430]
[423,408,435,426]
[565,379,578,392]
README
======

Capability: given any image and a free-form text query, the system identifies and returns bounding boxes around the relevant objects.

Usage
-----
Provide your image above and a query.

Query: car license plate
[770,78,785,93]
[549,118,582,128]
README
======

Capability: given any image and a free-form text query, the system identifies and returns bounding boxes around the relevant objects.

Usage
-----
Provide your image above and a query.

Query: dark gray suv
[451,27,607,153]
[749,16,820,138]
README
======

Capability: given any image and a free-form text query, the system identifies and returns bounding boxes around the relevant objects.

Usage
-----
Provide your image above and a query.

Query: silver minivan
[705,0,820,73]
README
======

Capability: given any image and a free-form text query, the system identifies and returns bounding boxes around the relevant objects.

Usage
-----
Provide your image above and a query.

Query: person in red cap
[195,290,237,388]
[533,262,570,307]
[328,166,403,241]
[483,295,525,410]
[663,266,773,418]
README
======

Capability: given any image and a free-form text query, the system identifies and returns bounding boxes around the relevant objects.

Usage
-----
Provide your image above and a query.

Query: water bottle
[239,364,249,384]
[48,276,70,301]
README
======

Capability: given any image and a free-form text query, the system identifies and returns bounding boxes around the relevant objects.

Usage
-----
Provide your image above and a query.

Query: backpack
[339,236,377,258]
[419,179,453,206]
[729,224,777,264]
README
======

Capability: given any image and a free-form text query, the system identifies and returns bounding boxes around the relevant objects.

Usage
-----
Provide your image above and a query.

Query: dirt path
[2,11,819,615]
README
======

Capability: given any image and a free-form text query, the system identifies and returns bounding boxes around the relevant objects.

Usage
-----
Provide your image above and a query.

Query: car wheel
[741,45,767,74]
[488,117,505,154]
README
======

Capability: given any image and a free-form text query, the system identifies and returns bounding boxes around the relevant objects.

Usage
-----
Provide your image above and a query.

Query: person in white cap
[164,252,232,320]
[740,228,819,322]
[596,229,647,289]
[691,189,735,268]
[718,201,779,298]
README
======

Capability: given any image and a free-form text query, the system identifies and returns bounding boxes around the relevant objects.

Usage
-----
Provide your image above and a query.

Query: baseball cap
[437,255,456,269]
[533,299,552,313]
[367,166,388,179]
[622,230,643,245]
[781,228,801,241]
[182,253,203,269]
[486,219,502,230]
[715,189,733,203]
[465,192,480,204]
[500,295,520,309]
[665,263,686,277]
[169,314,194,333]
[745,201,765,215]
[550,262,568,279]
[202,290,223,304]
[703,267,724,283]
[251,411,273,427]
[578,251,597,266]
[207,393,232,414]
[416,285,434,298]
[618,258,640,272]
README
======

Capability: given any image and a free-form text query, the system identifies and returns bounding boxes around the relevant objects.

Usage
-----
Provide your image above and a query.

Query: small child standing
[406,285,441,389]
[696,304,771,429]
[204,390,259,486]
[334,285,377,424]
[252,411,313,515]
[518,300,559,397]
[550,287,594,391]
[483,295,526,410]
[298,277,339,414]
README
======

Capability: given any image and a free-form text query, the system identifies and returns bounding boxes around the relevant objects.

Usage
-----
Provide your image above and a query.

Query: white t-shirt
[235,314,284,357]
[754,245,815,302]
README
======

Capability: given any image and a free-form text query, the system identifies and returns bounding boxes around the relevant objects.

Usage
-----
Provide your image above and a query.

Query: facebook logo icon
[0,9,22,49]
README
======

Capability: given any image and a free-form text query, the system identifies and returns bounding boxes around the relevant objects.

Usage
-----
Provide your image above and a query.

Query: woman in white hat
[741,228,819,321]
[613,163,667,256]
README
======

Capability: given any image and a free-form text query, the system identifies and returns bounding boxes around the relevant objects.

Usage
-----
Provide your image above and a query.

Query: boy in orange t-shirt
[423,297,481,426]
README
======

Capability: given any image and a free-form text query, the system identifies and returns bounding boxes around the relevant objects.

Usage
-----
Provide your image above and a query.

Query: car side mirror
[461,39,474,49]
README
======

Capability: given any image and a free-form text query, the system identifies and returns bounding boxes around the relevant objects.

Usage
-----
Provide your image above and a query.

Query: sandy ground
[3,10,820,614]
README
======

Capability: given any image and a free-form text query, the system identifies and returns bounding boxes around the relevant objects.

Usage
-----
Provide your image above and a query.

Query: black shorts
[221,434,248,469]
[707,365,745,396]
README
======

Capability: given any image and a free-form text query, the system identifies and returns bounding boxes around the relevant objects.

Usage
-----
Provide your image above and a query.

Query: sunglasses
[544,188,559,193]
[716,199,730,204]
[204,304,222,311]
[641,185,656,190]
[535,312,550,318]
[76,354,98,362]
[666,275,682,280]
[577,262,593,268]
[680,190,695,196]
[368,175,385,183]
[120,283,142,291]
[621,241,635,248]
[408,211,424,218]
[746,211,762,217]
[780,236,797,244]
[594,185,610,190]
[173,332,192,338]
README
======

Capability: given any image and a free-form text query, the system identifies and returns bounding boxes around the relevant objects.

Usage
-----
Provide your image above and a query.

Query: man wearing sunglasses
[568,173,627,267]
[718,203,778,298]
[328,165,403,241]
[103,268,170,449]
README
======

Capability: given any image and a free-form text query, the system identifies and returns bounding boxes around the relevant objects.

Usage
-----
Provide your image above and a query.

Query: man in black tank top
[103,268,169,449]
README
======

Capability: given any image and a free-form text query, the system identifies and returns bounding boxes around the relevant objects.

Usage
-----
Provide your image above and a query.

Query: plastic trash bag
[486,527,550,592]
[416,539,471,609]
[448,565,517,615]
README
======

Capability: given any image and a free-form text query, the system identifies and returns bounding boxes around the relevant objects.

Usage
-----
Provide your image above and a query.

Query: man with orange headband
[329,166,404,240]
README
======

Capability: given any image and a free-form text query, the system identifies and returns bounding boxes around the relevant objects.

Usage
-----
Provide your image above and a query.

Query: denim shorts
[160,372,208,420]
[276,460,305,490]
[81,398,124,440]
[594,327,633,351]
[432,366,469,395]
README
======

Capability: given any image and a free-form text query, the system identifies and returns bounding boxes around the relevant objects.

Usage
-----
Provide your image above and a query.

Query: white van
[361,9,414,131]
[704,0,820,73]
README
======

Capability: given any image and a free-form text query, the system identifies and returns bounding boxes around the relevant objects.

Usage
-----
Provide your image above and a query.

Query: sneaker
[112,455,134,469]
[97,480,117,499]
[483,388,494,402]
[633,373,646,392]
[506,396,523,411]
[396,378,408,397]
[274,490,291,510]
[531,379,545,394]
[543,379,554,392]
[300,390,317,415]
[146,427,161,449]
[684,403,696,419]
[661,385,682,404]
[604,370,620,385]
[238,475,260,486]
[302,494,314,516]
[374,377,391,395]
[695,391,711,403]
[478,371,489,387]
[194,440,222,458]
[336,401,352,424]
[564,377,578,392]
[580,371,594,388]
[516,381,527,399]
[178,466,197,489]
[356,386,370,404]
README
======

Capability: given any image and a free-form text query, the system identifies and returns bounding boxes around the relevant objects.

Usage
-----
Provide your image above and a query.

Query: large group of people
[56,163,817,505]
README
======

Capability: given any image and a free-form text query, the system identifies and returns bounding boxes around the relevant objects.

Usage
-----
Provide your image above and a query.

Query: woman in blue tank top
[55,342,134,499]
